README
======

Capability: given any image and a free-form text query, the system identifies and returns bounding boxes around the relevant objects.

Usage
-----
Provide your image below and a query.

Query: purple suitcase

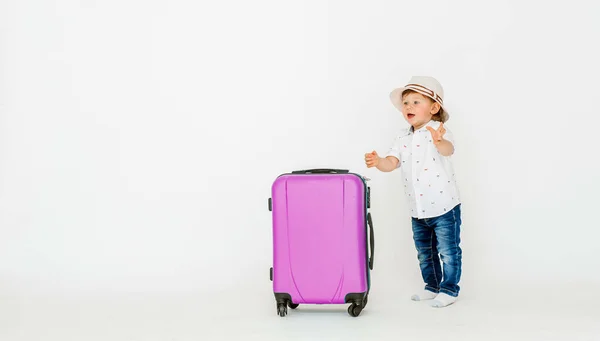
[268,168,374,317]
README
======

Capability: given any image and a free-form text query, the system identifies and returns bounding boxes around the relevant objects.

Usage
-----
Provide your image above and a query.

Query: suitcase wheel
[277,303,287,317]
[347,295,367,317]
[276,300,298,317]
[275,293,294,317]
[348,303,363,317]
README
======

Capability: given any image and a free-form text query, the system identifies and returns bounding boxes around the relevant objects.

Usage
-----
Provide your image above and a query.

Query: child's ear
[431,102,441,114]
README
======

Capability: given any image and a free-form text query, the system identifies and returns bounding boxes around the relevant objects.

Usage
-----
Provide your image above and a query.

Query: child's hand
[426,123,446,145]
[364,151,380,168]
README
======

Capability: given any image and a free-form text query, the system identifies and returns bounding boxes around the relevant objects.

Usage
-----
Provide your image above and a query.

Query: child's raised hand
[364,150,380,168]
[426,123,446,145]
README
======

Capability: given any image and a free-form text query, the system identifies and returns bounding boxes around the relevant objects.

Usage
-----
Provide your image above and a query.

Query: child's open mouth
[407,114,415,119]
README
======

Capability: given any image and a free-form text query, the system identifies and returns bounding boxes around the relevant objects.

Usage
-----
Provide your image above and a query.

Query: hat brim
[390,87,450,123]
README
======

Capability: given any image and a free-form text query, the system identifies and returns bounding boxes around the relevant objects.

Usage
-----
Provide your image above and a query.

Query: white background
[1,0,599,340]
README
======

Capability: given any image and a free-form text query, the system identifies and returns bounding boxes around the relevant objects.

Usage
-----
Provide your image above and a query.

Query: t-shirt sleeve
[443,125,456,154]
[385,136,402,168]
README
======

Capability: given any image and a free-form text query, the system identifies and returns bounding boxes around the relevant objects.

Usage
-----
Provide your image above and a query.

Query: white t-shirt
[385,120,461,219]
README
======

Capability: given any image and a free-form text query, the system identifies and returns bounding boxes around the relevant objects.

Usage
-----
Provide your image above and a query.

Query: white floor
[2,280,598,341]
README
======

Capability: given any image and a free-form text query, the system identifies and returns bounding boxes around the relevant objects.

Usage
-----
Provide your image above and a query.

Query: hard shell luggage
[268,168,375,317]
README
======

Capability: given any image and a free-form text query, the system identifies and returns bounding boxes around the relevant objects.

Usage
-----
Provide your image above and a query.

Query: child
[364,76,462,308]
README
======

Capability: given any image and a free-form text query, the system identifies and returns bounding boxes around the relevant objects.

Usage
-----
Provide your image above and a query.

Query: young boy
[364,76,462,308]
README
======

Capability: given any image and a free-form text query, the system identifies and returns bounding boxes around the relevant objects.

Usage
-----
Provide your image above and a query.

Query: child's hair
[402,90,443,122]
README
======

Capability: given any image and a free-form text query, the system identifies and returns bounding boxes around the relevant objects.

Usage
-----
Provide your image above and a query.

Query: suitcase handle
[291,168,349,174]
[368,212,374,270]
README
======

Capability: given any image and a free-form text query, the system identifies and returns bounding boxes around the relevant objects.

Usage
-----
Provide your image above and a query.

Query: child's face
[401,92,440,129]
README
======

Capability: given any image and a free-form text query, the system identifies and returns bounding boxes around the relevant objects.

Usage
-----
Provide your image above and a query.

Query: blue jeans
[411,204,462,297]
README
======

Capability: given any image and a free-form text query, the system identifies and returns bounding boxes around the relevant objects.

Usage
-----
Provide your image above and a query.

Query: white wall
[1,0,599,297]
